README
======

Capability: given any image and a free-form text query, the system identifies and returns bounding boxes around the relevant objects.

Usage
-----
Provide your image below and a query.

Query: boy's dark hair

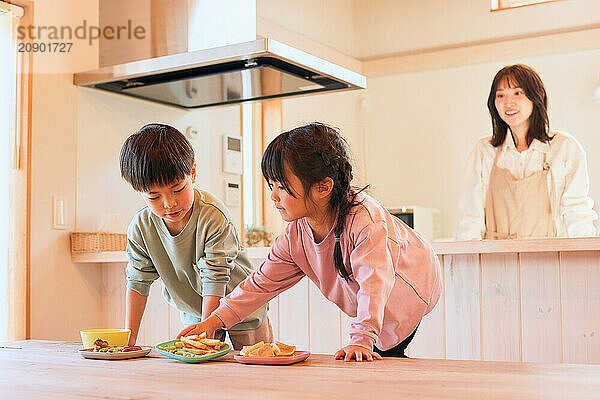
[261,122,367,282]
[488,64,553,148]
[120,123,194,192]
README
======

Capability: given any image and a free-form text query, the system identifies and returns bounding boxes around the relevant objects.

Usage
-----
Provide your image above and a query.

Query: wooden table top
[1,340,599,399]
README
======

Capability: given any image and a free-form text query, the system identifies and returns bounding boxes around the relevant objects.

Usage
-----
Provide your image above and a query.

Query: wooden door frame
[6,0,33,340]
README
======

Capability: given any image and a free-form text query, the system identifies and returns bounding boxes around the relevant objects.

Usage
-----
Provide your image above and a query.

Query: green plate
[155,339,230,363]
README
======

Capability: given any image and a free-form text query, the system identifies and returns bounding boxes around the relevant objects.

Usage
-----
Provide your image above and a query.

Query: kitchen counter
[70,237,600,262]
[1,340,599,399]
[73,238,600,364]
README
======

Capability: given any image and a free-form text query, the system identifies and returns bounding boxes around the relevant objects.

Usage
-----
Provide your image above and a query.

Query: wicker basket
[70,232,127,253]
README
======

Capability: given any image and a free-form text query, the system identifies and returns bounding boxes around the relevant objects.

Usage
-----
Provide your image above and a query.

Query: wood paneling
[519,252,562,363]
[407,255,446,359]
[480,253,520,361]
[277,277,310,350]
[99,245,600,363]
[560,251,600,364]
[444,254,481,360]
[308,282,341,354]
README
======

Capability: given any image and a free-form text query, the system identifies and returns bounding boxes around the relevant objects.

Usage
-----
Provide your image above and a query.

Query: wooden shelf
[433,237,600,255]
[71,251,127,263]
[244,238,600,257]
[71,238,600,263]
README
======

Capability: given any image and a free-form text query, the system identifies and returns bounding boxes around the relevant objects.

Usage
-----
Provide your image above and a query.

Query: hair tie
[334,236,340,243]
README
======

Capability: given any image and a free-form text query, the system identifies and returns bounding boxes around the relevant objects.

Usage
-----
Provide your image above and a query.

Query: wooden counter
[71,237,600,262]
[1,340,599,399]
[73,238,600,365]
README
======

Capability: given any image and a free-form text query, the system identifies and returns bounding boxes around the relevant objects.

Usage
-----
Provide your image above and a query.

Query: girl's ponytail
[332,159,363,281]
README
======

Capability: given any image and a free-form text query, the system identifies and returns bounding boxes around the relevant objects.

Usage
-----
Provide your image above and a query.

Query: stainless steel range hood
[73,38,366,109]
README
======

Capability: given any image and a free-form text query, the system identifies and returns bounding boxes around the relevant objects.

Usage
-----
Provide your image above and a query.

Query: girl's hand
[334,345,383,362]
[177,314,224,339]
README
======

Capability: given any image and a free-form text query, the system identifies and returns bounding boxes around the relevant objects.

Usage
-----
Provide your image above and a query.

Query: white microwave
[386,206,441,241]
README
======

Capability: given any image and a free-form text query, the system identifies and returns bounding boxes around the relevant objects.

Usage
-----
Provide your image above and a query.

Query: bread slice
[247,343,275,357]
[240,341,265,356]
[273,342,296,356]
[185,332,207,341]
[181,336,209,350]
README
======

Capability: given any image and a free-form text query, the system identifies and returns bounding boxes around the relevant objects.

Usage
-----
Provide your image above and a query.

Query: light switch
[225,181,241,207]
[53,196,67,230]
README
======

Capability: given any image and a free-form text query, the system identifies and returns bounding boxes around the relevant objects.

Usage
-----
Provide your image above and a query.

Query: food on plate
[157,332,227,358]
[80,329,131,348]
[91,338,142,353]
[93,339,109,348]
[239,341,296,357]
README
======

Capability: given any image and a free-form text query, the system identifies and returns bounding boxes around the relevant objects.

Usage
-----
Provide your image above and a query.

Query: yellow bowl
[80,329,131,348]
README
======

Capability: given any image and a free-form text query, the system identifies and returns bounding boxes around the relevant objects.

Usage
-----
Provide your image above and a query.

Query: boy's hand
[177,314,225,339]
[334,345,383,362]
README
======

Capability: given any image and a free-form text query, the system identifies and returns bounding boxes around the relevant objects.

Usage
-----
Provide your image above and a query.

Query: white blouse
[457,131,598,240]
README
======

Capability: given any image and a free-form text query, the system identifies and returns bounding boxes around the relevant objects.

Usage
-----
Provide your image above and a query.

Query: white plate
[79,347,152,360]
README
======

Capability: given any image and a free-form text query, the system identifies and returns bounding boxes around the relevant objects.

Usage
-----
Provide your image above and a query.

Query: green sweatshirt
[125,189,266,331]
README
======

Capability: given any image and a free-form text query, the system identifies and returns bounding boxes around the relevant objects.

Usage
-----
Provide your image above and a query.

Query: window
[491,0,565,11]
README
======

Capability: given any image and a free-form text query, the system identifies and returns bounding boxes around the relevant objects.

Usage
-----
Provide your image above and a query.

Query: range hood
[73,38,366,109]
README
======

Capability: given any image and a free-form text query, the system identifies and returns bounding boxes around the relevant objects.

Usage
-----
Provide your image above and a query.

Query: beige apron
[483,148,556,239]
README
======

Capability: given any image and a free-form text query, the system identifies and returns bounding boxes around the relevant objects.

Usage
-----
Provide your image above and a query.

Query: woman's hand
[334,345,383,362]
[177,314,224,339]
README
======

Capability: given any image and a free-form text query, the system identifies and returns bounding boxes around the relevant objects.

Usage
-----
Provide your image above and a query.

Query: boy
[119,123,271,348]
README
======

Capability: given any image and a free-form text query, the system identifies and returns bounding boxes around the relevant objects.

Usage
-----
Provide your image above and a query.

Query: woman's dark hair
[488,64,553,147]
[261,122,366,281]
[120,123,195,192]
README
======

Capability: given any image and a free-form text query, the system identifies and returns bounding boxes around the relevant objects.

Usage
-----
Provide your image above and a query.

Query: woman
[457,64,597,240]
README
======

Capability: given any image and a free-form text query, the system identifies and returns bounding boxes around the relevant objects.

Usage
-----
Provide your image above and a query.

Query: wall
[29,0,100,340]
[364,48,600,238]
[281,91,366,187]
[75,90,243,233]
[258,0,355,57]
[354,0,600,59]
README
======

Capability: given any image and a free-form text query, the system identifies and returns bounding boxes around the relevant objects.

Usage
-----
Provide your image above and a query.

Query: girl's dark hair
[488,64,553,147]
[262,122,366,281]
[120,123,194,192]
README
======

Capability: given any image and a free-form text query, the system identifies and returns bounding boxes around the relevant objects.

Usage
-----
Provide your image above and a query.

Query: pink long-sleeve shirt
[214,193,443,351]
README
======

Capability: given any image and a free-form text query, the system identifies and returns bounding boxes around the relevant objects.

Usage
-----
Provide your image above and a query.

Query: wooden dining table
[1,340,599,399]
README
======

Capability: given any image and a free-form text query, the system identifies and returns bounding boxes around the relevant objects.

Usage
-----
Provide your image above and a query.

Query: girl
[179,122,442,362]
[457,64,597,240]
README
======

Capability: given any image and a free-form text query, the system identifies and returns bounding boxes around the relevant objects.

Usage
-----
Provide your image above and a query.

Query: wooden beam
[7,0,34,341]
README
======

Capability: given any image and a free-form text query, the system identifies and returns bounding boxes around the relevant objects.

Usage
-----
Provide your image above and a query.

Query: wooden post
[7,0,34,341]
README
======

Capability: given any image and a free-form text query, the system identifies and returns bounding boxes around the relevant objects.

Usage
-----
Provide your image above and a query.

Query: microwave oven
[386,206,441,241]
